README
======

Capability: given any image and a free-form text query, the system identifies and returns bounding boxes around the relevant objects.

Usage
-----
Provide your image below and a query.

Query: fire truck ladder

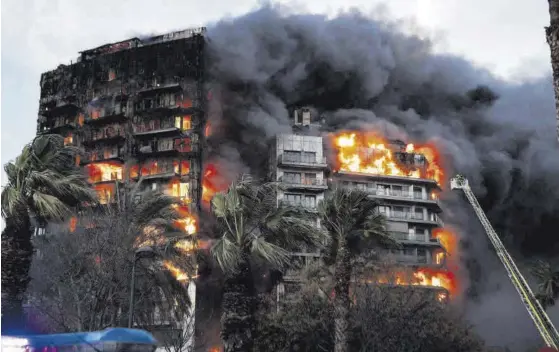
[450,175,559,349]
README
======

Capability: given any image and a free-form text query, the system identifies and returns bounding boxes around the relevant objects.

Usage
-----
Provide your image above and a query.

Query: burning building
[270,108,455,300]
[35,27,206,349]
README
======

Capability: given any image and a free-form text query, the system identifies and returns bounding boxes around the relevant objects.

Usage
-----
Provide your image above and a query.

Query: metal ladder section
[450,175,559,349]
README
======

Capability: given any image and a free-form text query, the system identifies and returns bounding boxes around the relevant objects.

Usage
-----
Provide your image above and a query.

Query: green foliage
[256,284,487,352]
[210,175,322,274]
[1,134,96,333]
[2,134,96,225]
[531,260,559,309]
[318,186,397,264]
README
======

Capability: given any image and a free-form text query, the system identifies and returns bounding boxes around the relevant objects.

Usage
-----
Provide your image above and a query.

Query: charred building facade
[37,28,206,214]
[35,29,206,348]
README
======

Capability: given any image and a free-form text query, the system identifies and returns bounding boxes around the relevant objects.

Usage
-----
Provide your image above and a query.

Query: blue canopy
[22,328,158,346]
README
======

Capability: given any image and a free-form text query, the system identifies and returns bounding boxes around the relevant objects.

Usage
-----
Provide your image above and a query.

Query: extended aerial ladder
[450,175,559,349]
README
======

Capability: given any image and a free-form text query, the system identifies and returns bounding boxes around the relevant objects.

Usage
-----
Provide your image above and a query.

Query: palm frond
[250,236,290,269]
[211,235,242,274]
[32,191,72,221]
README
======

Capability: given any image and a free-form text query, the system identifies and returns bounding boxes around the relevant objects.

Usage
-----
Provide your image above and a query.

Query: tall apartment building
[36,28,206,348]
[269,108,327,288]
[270,109,449,299]
[37,28,206,213]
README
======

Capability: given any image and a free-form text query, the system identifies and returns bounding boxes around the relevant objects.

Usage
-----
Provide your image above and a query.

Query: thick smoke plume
[203,5,559,350]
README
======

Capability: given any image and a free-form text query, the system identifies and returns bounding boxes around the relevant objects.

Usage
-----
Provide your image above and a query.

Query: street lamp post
[128,246,156,328]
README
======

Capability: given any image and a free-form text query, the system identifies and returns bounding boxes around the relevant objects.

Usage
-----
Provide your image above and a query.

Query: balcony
[133,125,184,137]
[134,165,180,181]
[277,154,328,169]
[384,212,443,227]
[391,232,443,247]
[85,108,127,125]
[368,189,441,210]
[279,177,328,191]
[335,171,440,188]
[137,81,182,95]
[279,200,318,212]
[80,149,124,165]
[134,139,197,157]
[82,129,125,146]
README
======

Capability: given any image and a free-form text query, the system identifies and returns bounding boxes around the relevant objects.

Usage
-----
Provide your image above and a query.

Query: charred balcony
[85,103,128,126]
[132,115,194,137]
[39,96,80,116]
[134,91,199,115]
[137,78,183,95]
[81,124,126,146]
[130,159,194,181]
[80,146,125,165]
[39,114,80,134]
[133,136,199,158]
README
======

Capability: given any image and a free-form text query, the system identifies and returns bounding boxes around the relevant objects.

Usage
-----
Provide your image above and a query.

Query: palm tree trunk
[1,214,33,334]
[333,239,352,352]
[546,0,559,142]
[221,253,256,352]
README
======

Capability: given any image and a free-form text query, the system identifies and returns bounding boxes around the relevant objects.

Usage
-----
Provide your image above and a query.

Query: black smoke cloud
[204,5,559,349]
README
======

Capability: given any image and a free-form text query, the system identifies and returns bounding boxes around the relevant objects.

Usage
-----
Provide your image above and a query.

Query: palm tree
[1,134,96,333]
[318,186,395,352]
[531,260,559,309]
[210,175,322,352]
[546,0,559,142]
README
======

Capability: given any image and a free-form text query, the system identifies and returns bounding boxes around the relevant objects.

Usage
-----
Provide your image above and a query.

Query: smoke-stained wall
[203,5,559,350]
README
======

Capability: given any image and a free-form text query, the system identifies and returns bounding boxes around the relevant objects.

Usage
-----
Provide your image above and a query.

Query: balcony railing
[391,232,441,245]
[81,150,123,164]
[277,154,328,168]
[347,186,440,204]
[83,129,125,144]
[383,212,443,225]
[393,254,429,264]
[133,124,181,136]
[280,200,318,210]
[280,177,328,189]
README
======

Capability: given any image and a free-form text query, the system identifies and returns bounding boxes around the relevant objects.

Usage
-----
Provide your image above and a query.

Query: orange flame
[94,183,116,204]
[69,217,77,233]
[376,268,456,295]
[202,163,220,210]
[86,162,123,183]
[163,261,195,282]
[174,239,211,253]
[433,228,460,273]
[333,132,444,185]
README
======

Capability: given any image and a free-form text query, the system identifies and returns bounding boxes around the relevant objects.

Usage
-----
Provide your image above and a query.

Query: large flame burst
[377,268,456,295]
[333,132,444,186]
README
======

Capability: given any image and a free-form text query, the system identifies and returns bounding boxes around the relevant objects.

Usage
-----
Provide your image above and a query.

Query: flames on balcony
[129,160,190,178]
[333,132,444,186]
[375,268,456,296]
[86,162,123,183]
